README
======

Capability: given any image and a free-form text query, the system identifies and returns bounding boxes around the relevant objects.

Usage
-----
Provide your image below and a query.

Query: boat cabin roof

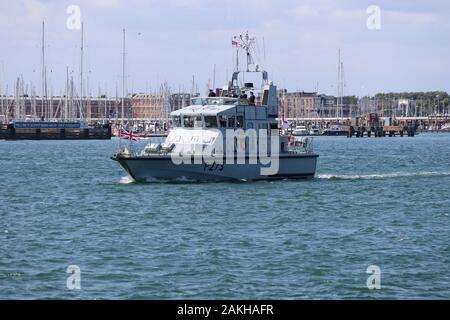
[171,98,239,117]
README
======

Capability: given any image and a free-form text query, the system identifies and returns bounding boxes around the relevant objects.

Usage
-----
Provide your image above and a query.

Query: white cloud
[332,9,366,21]
[384,10,437,25]
[0,0,449,95]
[91,0,120,9]
[166,0,209,10]
[290,4,321,18]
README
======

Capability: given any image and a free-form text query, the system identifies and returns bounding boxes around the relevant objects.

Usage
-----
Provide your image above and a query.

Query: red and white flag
[232,40,241,48]
[121,129,140,142]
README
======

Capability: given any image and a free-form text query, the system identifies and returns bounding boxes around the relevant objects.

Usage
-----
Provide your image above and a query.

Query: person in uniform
[248,91,256,105]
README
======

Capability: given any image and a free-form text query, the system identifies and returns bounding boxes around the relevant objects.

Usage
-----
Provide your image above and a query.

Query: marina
[1,24,448,139]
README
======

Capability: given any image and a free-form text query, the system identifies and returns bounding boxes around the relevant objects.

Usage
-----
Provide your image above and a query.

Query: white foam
[119,175,135,184]
[317,171,450,181]
[175,176,198,182]
[141,176,198,183]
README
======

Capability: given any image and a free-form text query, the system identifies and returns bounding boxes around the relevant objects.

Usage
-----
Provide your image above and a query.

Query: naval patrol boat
[112,33,318,181]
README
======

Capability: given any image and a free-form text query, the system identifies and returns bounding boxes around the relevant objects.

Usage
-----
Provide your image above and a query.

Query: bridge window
[260,123,268,131]
[172,116,181,127]
[191,98,238,106]
[228,117,236,128]
[183,116,202,128]
[236,116,244,128]
[204,116,218,128]
[191,98,205,106]
[219,115,228,128]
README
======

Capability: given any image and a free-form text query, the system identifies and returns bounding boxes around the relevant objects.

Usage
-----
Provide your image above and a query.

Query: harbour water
[0,134,449,299]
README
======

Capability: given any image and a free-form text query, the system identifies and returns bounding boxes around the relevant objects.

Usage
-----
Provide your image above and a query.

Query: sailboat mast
[212,64,216,91]
[337,49,341,119]
[342,66,344,119]
[65,66,69,120]
[121,28,126,125]
[80,22,84,120]
[0,62,4,120]
[41,21,45,120]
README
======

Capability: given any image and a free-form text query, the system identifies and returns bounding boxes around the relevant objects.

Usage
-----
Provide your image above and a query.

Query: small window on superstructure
[172,116,181,128]
[194,116,203,128]
[206,98,221,105]
[236,116,244,128]
[184,116,195,128]
[219,115,228,128]
[228,117,236,128]
[204,116,218,128]
[191,98,204,106]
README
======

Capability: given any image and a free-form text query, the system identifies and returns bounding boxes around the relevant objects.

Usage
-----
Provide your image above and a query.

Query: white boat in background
[292,125,308,136]
[322,124,349,136]
[309,125,321,136]
[441,123,450,132]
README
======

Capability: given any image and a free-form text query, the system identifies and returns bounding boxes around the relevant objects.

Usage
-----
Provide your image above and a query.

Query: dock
[348,124,416,138]
[0,122,112,140]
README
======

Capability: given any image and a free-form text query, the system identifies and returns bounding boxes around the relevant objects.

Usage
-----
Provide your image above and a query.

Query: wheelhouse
[170,103,277,132]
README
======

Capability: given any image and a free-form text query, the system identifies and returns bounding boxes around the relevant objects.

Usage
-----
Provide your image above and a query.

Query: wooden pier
[347,113,418,138]
[348,124,416,138]
[284,114,449,138]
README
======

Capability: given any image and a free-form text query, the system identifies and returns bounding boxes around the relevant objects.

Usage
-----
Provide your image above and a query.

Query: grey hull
[113,154,318,182]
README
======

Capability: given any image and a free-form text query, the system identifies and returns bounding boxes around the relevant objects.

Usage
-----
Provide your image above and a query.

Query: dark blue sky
[1,0,449,96]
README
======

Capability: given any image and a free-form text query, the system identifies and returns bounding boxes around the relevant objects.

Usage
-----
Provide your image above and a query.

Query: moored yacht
[292,125,308,136]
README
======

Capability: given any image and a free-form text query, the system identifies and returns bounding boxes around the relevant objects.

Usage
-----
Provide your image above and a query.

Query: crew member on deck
[208,89,216,97]
[249,91,255,105]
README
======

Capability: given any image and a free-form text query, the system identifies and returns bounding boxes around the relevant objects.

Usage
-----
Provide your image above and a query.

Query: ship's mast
[236,48,239,73]
[240,31,256,72]
[121,28,126,126]
[230,32,268,91]
[233,37,239,73]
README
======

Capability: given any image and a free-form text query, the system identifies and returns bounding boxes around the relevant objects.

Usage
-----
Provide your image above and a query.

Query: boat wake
[119,176,135,184]
[317,171,450,181]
